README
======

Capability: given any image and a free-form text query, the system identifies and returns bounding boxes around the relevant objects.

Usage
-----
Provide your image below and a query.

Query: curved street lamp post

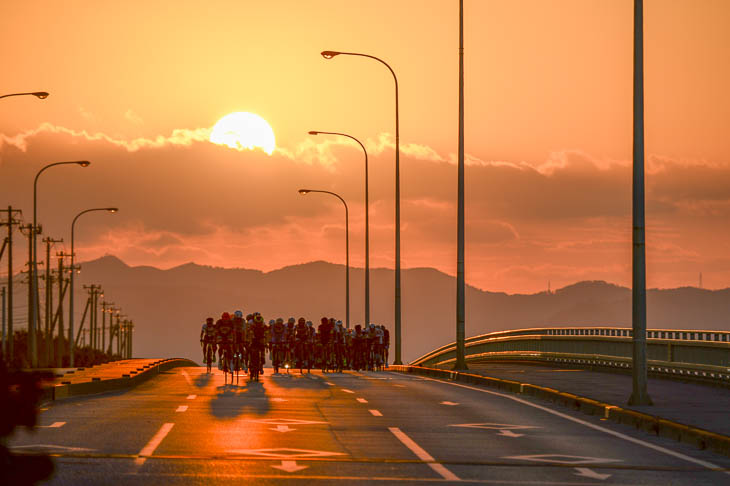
[69,207,118,367]
[299,189,349,329]
[321,50,402,364]
[308,131,370,327]
[31,161,90,367]
[0,91,49,101]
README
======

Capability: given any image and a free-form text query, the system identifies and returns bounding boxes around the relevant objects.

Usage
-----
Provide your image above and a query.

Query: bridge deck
[458,361,730,437]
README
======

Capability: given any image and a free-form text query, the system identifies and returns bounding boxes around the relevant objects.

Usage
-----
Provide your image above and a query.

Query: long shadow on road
[210,379,270,419]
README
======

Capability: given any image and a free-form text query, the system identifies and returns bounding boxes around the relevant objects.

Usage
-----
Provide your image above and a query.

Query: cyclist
[232,310,247,371]
[200,317,216,363]
[294,317,309,372]
[318,317,333,372]
[216,312,236,372]
[270,317,287,373]
[286,317,296,369]
[381,325,390,367]
[334,320,346,372]
[249,314,268,376]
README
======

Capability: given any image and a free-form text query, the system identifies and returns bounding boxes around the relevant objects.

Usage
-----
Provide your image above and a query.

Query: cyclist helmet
[336,320,343,327]
[306,320,313,327]
[254,315,264,324]
[298,317,306,324]
[288,317,295,324]
[206,317,214,323]
[276,317,284,324]
[321,317,328,325]
[221,312,231,320]
[234,310,243,318]
[269,319,275,325]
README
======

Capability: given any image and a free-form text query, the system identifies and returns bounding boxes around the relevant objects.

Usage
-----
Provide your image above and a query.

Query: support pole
[454,0,467,370]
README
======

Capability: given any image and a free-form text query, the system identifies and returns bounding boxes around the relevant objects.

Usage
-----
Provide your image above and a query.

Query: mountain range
[70,256,730,363]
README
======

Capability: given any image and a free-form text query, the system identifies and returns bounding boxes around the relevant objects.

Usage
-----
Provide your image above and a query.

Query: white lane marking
[325,382,335,386]
[176,405,188,412]
[393,384,406,387]
[244,418,326,425]
[11,444,93,453]
[497,430,523,438]
[389,427,460,481]
[228,448,345,458]
[271,397,288,402]
[357,398,368,403]
[341,389,355,394]
[38,421,66,428]
[417,375,729,475]
[505,454,620,465]
[369,409,383,417]
[574,468,611,480]
[271,460,308,472]
[181,370,192,385]
[186,394,197,400]
[440,401,459,406]
[271,425,296,433]
[136,423,174,465]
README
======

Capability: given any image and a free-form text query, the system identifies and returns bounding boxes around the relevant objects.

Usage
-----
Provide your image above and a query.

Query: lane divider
[357,398,368,403]
[176,405,188,413]
[388,427,460,481]
[369,410,383,417]
[186,394,197,400]
[135,423,174,466]
[341,389,355,394]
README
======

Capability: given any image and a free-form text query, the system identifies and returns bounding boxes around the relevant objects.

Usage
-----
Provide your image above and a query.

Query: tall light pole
[454,0,467,370]
[69,207,118,366]
[31,160,90,367]
[0,91,49,101]
[321,49,402,364]
[308,130,370,327]
[629,0,652,406]
[299,189,350,329]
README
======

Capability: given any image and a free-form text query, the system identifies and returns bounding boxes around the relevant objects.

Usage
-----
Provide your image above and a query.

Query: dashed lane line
[389,427,460,481]
[341,389,355,394]
[38,421,66,428]
[357,398,368,403]
[415,375,730,476]
[369,410,383,417]
[176,405,188,412]
[135,423,175,466]
[186,394,197,400]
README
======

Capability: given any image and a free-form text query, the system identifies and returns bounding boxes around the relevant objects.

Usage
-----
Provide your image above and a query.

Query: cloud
[124,109,144,125]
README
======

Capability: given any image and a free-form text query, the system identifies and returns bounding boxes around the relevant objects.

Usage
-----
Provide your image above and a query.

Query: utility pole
[43,237,62,366]
[1,287,5,358]
[0,207,22,364]
[55,253,66,367]
[84,285,102,351]
[629,0,652,406]
[107,307,119,355]
[100,300,114,355]
[20,223,37,366]
[115,311,122,356]
[126,320,134,358]
[454,0,467,370]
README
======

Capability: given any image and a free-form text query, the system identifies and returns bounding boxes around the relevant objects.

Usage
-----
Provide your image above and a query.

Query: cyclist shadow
[210,378,270,419]
[194,372,212,388]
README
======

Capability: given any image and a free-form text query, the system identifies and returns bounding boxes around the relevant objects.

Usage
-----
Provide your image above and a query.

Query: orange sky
[1,0,730,294]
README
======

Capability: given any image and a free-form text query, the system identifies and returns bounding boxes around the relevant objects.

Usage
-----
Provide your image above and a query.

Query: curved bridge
[412,327,730,384]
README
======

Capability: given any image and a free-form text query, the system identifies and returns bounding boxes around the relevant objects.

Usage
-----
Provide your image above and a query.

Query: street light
[69,207,117,367]
[0,91,49,100]
[30,160,91,367]
[321,49,403,364]
[298,188,350,329]
[308,130,370,327]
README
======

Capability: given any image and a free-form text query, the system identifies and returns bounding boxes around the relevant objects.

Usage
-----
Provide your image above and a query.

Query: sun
[209,112,276,155]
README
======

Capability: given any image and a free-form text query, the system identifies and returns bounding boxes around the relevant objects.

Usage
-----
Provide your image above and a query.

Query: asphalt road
[9,366,730,485]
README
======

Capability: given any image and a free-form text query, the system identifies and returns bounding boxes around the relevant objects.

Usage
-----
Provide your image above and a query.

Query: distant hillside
[67,256,730,363]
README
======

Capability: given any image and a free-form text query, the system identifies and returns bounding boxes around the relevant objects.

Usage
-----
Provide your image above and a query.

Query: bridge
[5,330,730,485]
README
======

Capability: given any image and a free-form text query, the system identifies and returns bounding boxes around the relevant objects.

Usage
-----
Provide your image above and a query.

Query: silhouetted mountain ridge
[74,256,730,363]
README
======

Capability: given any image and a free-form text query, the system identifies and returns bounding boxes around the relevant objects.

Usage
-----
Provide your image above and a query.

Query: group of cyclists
[200,311,390,381]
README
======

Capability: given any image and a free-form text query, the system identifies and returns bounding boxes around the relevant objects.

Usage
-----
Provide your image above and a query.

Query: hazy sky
[1,0,729,294]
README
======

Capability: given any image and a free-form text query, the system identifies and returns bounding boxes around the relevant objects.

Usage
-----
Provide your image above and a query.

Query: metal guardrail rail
[411,327,730,384]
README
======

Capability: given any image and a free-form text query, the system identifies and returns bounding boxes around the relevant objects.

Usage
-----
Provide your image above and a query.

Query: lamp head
[107,207,119,213]
[32,92,49,99]
[321,50,340,59]
[77,160,91,167]
[298,189,311,195]
[308,131,319,135]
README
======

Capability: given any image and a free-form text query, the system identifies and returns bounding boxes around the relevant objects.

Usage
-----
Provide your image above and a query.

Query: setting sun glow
[209,112,275,155]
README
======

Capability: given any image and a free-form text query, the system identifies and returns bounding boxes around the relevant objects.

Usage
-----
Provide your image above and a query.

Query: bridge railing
[411,327,730,384]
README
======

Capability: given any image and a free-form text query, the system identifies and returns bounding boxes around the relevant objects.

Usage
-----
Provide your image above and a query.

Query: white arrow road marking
[244,418,326,426]
[369,409,383,417]
[270,425,296,433]
[271,460,309,473]
[497,430,523,438]
[574,468,611,480]
[450,423,538,431]
[440,401,459,406]
[38,422,66,428]
[389,427,460,481]
[504,454,621,465]
[136,423,174,466]
[186,394,197,400]
[228,448,346,459]
[356,398,368,403]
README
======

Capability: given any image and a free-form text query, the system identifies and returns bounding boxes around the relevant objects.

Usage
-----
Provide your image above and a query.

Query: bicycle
[248,344,262,381]
[205,345,214,374]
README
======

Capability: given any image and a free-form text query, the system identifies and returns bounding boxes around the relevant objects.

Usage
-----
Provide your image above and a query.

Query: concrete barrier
[44,358,197,402]
[388,364,730,458]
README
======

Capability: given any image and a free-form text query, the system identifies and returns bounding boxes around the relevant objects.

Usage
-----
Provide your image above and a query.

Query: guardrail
[411,327,730,384]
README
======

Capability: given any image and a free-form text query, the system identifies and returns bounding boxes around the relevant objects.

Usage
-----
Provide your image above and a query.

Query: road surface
[9,366,730,485]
